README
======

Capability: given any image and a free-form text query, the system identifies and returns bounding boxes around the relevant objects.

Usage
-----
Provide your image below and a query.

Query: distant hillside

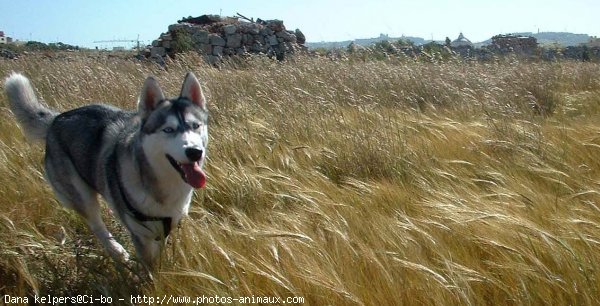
[308,32,593,50]
[307,34,426,50]
[480,32,591,47]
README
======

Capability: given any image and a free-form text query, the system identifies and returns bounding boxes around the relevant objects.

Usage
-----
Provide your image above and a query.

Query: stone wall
[541,46,600,61]
[489,34,538,55]
[147,14,307,64]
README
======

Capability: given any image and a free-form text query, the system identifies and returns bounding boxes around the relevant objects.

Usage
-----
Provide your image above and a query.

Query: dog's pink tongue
[182,163,206,188]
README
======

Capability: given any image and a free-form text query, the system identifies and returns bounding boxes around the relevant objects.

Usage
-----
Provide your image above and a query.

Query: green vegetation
[1,53,600,304]
[2,41,80,52]
[172,29,194,53]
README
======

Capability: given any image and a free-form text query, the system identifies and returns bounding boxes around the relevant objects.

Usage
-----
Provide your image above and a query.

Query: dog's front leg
[131,233,164,269]
[85,211,131,263]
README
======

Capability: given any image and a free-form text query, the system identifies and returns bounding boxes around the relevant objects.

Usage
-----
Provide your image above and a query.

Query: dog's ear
[180,72,206,109]
[138,76,165,115]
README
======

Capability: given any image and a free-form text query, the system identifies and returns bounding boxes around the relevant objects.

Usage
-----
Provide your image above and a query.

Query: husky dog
[4,72,208,268]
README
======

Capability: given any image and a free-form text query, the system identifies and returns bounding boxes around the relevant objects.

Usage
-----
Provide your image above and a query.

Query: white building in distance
[451,33,473,48]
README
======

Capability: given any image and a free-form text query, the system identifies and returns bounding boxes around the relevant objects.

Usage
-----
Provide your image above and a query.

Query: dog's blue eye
[163,127,175,133]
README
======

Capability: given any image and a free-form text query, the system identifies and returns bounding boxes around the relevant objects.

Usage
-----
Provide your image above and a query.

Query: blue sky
[1,0,598,48]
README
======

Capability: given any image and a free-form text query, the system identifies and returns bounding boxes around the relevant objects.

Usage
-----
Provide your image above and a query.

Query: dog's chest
[127,182,193,217]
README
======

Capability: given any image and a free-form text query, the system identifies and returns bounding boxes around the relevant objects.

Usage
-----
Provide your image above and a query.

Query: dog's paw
[106,239,130,262]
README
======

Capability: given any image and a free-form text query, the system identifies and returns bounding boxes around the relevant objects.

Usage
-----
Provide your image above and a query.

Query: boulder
[276,31,296,43]
[250,43,263,52]
[236,46,247,55]
[151,47,166,57]
[223,24,237,35]
[204,55,220,65]
[168,23,192,33]
[224,48,235,56]
[192,31,210,44]
[242,34,254,46]
[295,29,306,44]
[212,45,224,57]
[0,49,17,59]
[197,43,212,54]
[266,20,285,32]
[226,33,243,48]
[209,34,226,46]
[240,22,261,35]
[267,35,279,46]
[260,27,275,36]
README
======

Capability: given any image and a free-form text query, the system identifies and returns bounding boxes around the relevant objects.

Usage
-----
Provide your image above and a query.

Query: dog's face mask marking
[139,73,208,189]
[143,102,208,188]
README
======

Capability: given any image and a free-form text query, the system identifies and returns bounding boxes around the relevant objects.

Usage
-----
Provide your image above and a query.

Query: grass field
[1,52,600,305]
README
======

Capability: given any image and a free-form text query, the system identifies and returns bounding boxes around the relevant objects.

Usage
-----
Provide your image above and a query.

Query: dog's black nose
[185,148,203,162]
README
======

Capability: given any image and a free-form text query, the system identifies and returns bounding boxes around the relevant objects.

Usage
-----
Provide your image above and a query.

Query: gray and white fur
[4,75,58,141]
[4,72,209,268]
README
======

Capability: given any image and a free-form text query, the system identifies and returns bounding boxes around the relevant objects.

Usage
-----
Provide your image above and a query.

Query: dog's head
[138,73,208,189]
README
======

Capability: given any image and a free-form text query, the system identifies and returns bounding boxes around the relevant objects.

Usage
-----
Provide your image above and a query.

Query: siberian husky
[4,72,208,268]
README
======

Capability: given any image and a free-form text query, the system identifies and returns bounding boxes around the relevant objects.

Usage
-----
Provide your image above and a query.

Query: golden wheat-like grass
[1,52,600,305]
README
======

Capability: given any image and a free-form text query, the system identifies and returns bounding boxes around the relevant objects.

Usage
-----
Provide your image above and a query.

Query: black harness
[111,151,173,239]
[108,98,197,239]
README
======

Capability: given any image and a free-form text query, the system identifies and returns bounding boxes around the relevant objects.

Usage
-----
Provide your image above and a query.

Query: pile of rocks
[147,14,307,64]
[0,48,17,59]
[489,34,538,55]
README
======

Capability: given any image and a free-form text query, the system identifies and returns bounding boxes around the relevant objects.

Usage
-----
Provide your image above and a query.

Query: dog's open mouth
[166,155,206,188]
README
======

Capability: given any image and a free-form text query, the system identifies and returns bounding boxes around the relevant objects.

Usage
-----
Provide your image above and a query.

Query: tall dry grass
[1,52,600,305]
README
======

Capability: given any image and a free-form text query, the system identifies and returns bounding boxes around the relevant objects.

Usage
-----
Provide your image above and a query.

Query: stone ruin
[489,34,538,55]
[147,14,307,64]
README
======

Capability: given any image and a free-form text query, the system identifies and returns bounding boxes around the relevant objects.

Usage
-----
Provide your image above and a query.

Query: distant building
[449,33,474,58]
[0,31,14,44]
[450,33,473,48]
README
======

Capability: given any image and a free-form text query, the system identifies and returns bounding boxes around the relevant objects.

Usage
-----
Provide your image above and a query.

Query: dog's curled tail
[4,73,58,142]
